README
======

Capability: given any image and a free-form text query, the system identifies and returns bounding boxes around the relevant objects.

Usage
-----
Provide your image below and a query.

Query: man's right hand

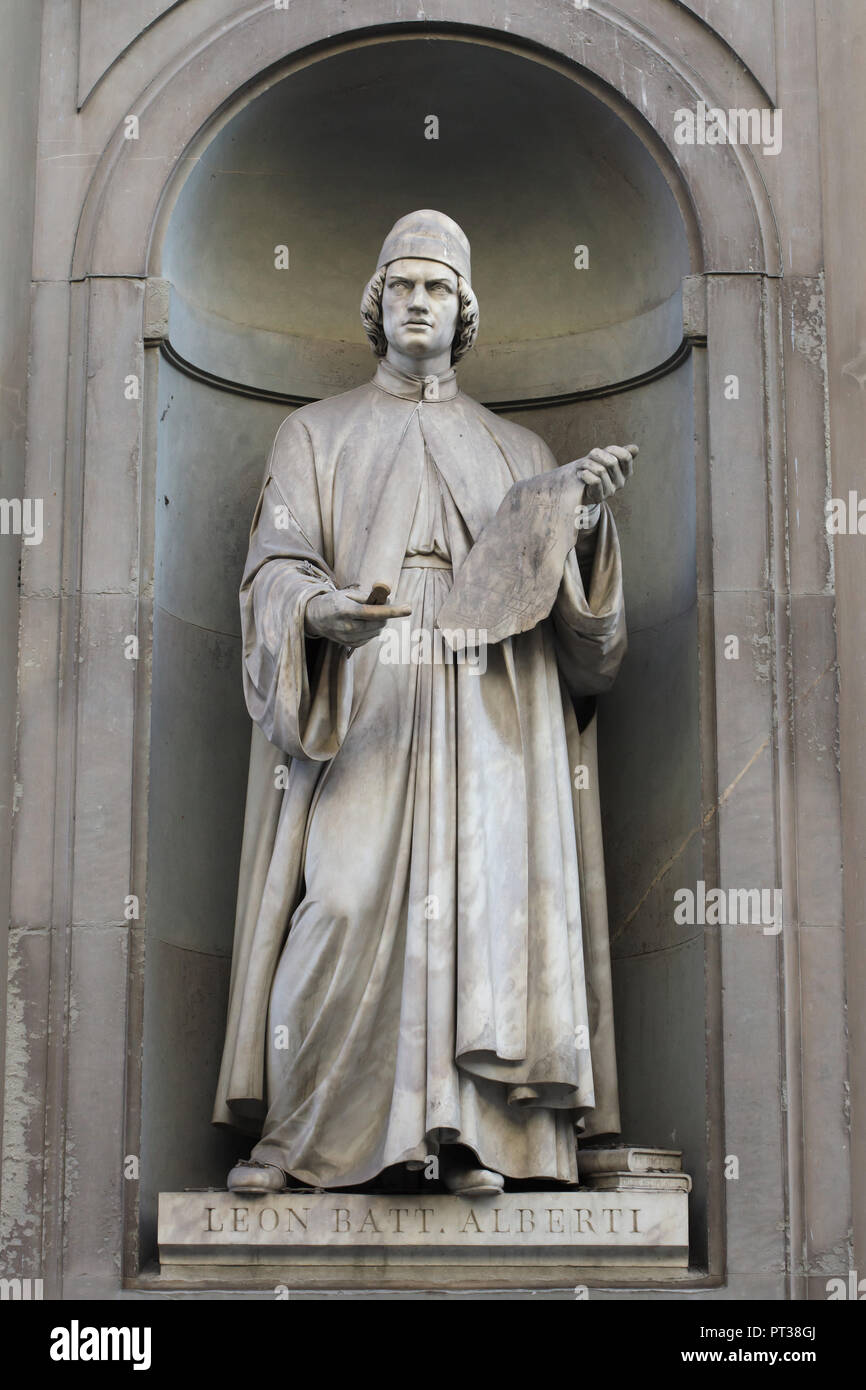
[305,587,412,651]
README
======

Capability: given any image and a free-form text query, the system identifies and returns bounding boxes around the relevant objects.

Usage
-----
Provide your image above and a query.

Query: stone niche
[141,34,703,1279]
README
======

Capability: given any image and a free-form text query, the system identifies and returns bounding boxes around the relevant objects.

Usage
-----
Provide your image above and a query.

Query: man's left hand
[574,443,638,502]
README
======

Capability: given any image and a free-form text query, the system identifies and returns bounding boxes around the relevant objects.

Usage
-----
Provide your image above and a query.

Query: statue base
[158,1184,689,1277]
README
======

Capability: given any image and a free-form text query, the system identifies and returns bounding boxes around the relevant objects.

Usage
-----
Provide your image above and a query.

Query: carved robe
[213,358,626,1187]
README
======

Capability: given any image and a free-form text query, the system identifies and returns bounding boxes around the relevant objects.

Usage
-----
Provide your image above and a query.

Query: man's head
[381,258,460,364]
[360,210,479,368]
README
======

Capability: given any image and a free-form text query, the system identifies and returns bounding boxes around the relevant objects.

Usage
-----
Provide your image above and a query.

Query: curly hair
[360,265,479,363]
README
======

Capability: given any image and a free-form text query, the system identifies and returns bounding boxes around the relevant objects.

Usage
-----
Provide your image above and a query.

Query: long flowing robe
[212,357,626,1187]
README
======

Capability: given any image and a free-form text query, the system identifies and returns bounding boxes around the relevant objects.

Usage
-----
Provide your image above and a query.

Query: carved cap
[376,209,471,285]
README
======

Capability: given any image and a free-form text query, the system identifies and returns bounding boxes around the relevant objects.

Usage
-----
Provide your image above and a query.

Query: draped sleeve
[552,504,628,696]
[240,412,353,759]
[526,435,628,698]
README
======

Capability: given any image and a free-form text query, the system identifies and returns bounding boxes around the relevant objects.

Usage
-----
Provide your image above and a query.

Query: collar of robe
[373,357,459,402]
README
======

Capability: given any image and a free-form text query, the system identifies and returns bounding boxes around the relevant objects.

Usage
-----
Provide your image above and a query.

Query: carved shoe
[442,1165,505,1197]
[227,1159,288,1193]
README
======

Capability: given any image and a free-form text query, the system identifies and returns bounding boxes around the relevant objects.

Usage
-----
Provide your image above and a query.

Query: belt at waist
[401,553,453,570]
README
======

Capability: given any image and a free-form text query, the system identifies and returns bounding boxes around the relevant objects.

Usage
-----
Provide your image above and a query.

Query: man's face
[381,258,460,362]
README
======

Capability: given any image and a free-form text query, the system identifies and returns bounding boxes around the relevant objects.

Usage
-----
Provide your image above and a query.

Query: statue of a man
[213,210,636,1197]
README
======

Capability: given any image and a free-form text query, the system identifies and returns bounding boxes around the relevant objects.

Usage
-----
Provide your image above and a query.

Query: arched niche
[141,31,707,1269]
[159,37,690,404]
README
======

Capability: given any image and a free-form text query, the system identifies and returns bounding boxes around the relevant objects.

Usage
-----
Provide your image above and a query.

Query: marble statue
[213,210,637,1197]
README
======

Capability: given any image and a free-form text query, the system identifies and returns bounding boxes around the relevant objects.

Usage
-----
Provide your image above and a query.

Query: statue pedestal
[157,1186,689,1282]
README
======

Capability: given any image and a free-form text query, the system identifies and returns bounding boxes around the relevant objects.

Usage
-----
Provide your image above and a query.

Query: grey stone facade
[0,0,862,1298]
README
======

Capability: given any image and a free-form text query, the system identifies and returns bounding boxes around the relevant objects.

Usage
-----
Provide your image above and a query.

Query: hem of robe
[457,1051,594,1109]
[250,1080,582,1189]
[250,1130,581,1190]
[252,1143,583,1192]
